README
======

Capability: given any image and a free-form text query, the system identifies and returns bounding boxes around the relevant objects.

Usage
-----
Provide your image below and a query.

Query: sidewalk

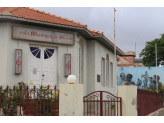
[147,107,164,116]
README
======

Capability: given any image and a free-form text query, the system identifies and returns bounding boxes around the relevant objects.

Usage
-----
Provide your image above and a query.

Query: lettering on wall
[12,26,75,45]
[65,54,71,77]
[15,49,22,74]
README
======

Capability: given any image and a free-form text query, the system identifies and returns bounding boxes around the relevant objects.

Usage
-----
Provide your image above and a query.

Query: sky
[30,7,164,58]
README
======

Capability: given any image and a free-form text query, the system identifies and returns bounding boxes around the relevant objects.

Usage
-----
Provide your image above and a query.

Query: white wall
[76,36,88,96]
[0,22,117,97]
[95,41,117,96]
[118,85,137,116]
[1,22,81,88]
[86,40,95,95]
[0,22,8,86]
[80,40,117,96]
[59,84,83,116]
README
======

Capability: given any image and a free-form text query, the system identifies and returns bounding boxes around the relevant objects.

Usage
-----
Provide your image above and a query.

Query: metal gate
[83,91,122,116]
[0,84,59,116]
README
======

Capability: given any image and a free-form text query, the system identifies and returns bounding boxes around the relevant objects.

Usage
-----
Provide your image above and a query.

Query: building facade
[0,7,124,96]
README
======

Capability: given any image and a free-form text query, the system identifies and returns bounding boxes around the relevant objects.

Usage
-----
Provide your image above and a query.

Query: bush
[0,84,59,116]
[0,85,27,116]
[30,85,59,116]
[147,81,164,94]
[147,81,164,102]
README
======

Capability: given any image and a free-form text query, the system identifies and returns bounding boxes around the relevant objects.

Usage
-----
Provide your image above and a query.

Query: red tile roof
[124,51,136,56]
[117,55,130,64]
[0,7,124,54]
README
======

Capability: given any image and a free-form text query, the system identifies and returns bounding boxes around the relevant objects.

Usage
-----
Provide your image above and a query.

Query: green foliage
[30,85,59,116]
[161,98,164,102]
[109,103,115,109]
[147,81,164,94]
[0,85,27,116]
[139,34,164,67]
[0,84,59,116]
[137,105,140,108]
[109,99,115,110]
[147,81,164,102]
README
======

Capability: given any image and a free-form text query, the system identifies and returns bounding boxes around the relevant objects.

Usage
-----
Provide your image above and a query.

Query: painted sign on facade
[15,49,22,74]
[65,54,71,77]
[12,26,75,45]
[117,67,164,89]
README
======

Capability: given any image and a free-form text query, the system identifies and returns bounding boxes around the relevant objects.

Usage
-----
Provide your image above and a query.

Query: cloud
[32,7,164,57]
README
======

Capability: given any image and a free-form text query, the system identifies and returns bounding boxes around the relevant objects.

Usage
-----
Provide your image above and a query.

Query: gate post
[100,91,103,116]
[59,75,83,116]
[118,85,137,116]
[0,108,2,116]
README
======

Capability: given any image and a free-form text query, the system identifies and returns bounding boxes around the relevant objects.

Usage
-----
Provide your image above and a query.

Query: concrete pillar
[59,84,83,116]
[118,85,137,116]
[17,106,23,116]
[0,108,3,116]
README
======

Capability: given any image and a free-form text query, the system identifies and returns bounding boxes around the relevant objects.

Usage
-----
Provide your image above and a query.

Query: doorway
[28,45,57,88]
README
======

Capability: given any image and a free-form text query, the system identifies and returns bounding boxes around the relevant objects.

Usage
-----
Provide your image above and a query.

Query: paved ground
[83,109,117,116]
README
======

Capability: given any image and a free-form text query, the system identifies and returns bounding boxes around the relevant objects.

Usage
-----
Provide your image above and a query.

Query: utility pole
[114,8,117,92]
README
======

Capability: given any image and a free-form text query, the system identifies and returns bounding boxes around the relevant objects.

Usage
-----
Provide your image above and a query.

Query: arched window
[110,62,113,88]
[101,57,105,87]
[106,54,109,87]
[30,47,41,59]
[79,39,83,84]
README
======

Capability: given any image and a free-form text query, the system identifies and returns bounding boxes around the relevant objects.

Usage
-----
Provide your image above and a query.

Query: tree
[139,34,164,67]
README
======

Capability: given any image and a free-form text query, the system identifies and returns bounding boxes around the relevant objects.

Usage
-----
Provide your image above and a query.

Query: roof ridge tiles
[0,7,124,55]
[90,29,94,32]
[65,18,72,22]
[24,7,87,27]
[89,29,98,33]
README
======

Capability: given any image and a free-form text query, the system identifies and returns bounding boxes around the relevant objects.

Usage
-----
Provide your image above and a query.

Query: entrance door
[28,45,57,88]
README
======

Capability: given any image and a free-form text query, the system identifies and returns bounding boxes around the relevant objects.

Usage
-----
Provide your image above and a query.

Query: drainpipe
[114,8,117,93]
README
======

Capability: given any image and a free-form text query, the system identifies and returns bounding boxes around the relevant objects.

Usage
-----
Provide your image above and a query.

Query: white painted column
[0,108,3,116]
[59,75,83,116]
[17,106,23,116]
[118,85,137,116]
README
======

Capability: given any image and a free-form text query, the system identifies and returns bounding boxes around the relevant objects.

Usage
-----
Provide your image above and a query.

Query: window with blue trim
[30,47,41,59]
[44,49,54,59]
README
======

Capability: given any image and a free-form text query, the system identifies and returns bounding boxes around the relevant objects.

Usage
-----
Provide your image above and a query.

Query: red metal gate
[83,91,122,116]
[0,84,59,116]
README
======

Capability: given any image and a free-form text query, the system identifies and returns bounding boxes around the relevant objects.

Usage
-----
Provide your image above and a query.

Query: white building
[0,7,124,96]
